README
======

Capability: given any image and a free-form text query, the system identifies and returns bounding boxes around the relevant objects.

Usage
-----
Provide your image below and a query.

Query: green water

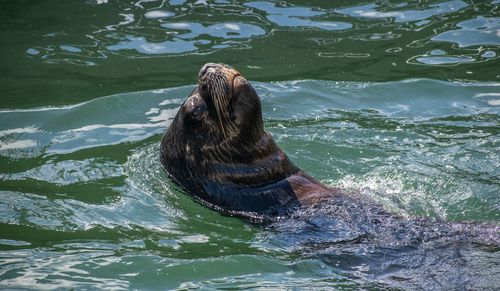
[1,0,499,289]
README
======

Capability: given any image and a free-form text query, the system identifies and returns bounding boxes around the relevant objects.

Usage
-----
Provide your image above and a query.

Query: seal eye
[183,95,207,122]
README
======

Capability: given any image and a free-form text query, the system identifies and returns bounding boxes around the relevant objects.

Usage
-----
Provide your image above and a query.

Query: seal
[159,63,500,289]
[160,63,334,217]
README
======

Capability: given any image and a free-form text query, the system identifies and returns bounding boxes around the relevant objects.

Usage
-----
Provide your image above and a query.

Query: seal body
[160,63,337,216]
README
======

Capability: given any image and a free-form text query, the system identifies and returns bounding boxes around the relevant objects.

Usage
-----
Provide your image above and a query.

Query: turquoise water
[1,0,499,289]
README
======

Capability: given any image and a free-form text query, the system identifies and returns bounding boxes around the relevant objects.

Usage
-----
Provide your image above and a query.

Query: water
[1,0,499,289]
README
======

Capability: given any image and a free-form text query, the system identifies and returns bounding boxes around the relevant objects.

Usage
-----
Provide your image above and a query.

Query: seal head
[161,63,300,216]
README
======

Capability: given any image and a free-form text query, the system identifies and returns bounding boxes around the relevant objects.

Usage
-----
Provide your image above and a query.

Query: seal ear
[230,77,264,140]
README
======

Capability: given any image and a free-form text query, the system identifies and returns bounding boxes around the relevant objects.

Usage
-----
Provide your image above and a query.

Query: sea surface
[0,0,499,289]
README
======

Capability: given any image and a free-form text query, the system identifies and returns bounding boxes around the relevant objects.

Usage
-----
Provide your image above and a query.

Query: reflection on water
[432,16,500,47]
[163,22,266,39]
[2,0,498,107]
[336,0,468,23]
[107,36,207,55]
[22,0,499,67]
[144,10,174,19]
[412,53,475,66]
[245,1,352,30]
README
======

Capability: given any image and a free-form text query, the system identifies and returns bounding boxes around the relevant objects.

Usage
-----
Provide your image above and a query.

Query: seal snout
[198,63,220,82]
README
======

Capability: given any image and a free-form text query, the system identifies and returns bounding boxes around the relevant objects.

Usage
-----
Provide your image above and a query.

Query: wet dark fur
[160,63,499,288]
[161,63,299,215]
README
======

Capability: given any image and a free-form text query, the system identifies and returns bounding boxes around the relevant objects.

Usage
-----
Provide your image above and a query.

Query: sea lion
[160,63,334,217]
[158,64,494,233]
[159,63,500,289]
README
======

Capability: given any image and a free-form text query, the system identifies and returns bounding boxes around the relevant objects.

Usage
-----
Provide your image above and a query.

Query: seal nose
[199,63,219,80]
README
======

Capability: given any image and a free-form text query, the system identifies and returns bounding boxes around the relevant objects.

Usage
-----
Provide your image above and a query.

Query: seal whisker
[214,93,230,141]
[208,73,234,141]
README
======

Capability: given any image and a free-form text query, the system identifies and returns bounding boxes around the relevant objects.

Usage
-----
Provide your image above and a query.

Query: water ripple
[14,0,499,89]
[432,16,500,47]
[245,1,352,30]
[107,36,207,55]
[337,0,468,23]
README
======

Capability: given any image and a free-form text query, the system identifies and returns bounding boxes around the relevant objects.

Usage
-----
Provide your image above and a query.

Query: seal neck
[202,177,300,216]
